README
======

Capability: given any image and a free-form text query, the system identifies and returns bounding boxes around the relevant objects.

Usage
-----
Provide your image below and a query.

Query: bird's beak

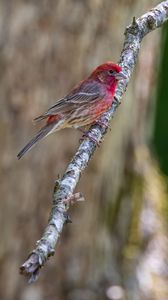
[115,71,126,80]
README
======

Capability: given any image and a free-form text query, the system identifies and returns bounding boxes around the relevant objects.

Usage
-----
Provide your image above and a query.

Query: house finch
[17,61,125,159]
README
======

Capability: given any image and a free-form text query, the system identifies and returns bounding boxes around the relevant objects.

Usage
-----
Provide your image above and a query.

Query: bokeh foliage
[153,24,168,176]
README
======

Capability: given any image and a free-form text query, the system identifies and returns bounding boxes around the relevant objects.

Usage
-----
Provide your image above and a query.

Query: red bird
[17,62,125,159]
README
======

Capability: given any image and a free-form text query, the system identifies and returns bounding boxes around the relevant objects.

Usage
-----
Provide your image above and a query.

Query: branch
[20,1,168,283]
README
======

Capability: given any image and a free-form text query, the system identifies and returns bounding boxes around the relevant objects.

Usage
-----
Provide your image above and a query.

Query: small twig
[63,192,85,205]
[20,0,168,282]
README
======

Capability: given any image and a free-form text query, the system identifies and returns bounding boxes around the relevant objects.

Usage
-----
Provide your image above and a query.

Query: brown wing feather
[34,80,104,122]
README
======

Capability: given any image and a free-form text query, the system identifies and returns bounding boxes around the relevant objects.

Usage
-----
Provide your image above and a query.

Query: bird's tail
[33,114,47,122]
[17,122,57,160]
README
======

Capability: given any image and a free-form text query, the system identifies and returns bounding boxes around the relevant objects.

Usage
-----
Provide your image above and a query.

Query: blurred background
[0,0,168,299]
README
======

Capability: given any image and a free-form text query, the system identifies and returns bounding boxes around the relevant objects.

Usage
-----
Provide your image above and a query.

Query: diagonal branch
[20,0,168,283]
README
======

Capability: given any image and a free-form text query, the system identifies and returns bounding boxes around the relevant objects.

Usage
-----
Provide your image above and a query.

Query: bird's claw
[95,120,111,131]
[80,134,100,146]
[78,128,101,146]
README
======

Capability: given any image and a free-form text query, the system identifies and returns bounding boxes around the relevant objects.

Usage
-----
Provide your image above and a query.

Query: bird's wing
[34,81,104,122]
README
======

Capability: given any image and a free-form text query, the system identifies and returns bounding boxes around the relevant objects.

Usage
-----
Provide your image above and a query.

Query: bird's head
[90,61,126,87]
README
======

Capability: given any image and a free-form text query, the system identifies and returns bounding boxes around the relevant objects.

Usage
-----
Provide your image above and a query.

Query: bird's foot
[95,120,111,131]
[79,129,101,146]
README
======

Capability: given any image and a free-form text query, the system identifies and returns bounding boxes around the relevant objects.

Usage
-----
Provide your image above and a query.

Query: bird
[17,61,125,159]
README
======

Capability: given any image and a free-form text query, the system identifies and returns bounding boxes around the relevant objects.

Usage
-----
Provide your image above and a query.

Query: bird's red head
[90,61,125,87]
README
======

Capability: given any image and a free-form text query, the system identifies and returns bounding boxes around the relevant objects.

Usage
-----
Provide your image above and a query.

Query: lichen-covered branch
[20,0,168,283]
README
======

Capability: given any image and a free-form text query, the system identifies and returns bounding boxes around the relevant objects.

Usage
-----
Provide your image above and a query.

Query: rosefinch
[17,61,125,159]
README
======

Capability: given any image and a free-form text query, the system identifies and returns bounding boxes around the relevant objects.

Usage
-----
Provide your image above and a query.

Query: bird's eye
[108,70,115,76]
